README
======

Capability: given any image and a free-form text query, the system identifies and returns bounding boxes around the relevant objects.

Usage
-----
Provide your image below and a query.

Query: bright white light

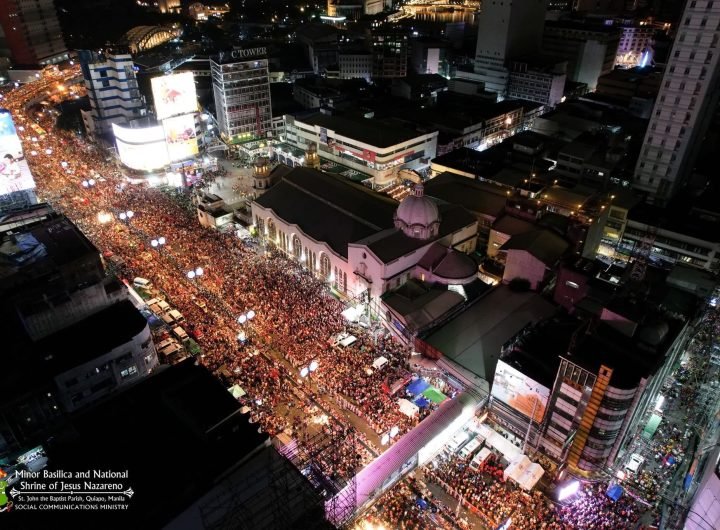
[158,237,166,245]
[30,150,37,156]
[381,434,390,446]
[390,426,399,437]
[238,314,247,324]
[126,211,134,218]
[31,137,38,142]
[119,212,127,220]
[82,180,89,187]
[255,398,262,405]
[88,179,96,186]
[45,148,52,155]
[151,239,159,247]
[309,360,319,372]
[18,126,24,131]
[61,161,68,168]
[246,310,255,320]
[238,331,247,342]
[558,481,580,501]
[97,212,112,224]
[187,270,196,279]
[195,267,203,276]
[300,367,309,377]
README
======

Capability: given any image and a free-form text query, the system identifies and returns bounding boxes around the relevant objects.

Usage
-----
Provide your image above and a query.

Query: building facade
[339,51,372,81]
[0,0,68,66]
[372,28,408,79]
[211,48,273,142]
[473,0,548,97]
[79,50,146,139]
[282,112,437,185]
[615,24,655,68]
[507,59,567,107]
[542,21,621,90]
[633,1,720,205]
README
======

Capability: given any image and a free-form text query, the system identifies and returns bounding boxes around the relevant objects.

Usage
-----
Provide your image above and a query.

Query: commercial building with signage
[211,48,272,143]
[282,112,437,185]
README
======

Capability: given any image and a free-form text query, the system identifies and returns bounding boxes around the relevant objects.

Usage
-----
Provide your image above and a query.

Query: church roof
[253,166,397,258]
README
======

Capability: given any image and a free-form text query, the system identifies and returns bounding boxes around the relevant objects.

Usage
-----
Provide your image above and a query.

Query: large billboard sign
[113,123,169,171]
[491,361,550,423]
[163,114,198,162]
[0,110,36,195]
[151,72,198,120]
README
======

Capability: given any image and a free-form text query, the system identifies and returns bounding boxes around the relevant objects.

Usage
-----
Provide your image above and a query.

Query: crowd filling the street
[4,68,719,530]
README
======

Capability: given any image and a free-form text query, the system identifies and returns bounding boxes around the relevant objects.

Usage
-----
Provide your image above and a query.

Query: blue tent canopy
[416,497,428,509]
[414,396,431,408]
[606,484,623,501]
[407,378,430,396]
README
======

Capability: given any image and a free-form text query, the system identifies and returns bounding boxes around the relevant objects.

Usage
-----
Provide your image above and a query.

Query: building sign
[151,72,198,120]
[218,47,267,63]
[491,360,550,423]
[0,110,36,196]
[113,123,169,171]
[163,114,198,162]
[319,127,328,145]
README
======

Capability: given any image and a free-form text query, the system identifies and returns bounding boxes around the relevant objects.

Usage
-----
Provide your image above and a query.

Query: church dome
[394,183,440,240]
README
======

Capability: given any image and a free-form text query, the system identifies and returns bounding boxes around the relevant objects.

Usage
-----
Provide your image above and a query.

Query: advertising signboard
[163,114,198,162]
[151,72,198,120]
[113,123,169,171]
[491,361,550,423]
[0,110,36,195]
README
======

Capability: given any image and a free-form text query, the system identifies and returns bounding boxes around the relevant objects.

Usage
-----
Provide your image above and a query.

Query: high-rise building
[473,0,548,96]
[78,50,146,140]
[371,28,409,79]
[0,0,68,66]
[542,21,621,91]
[211,48,272,142]
[633,1,720,205]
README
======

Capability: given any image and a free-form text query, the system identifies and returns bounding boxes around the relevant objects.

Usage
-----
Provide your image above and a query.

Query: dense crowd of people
[5,68,414,493]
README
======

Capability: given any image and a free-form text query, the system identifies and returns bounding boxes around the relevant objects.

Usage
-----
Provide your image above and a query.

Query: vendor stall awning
[642,413,662,440]
[228,384,246,399]
[407,378,430,396]
[422,387,447,404]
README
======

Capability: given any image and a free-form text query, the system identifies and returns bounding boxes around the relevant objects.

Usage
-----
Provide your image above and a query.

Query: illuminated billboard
[163,114,198,162]
[113,123,169,171]
[151,72,197,120]
[0,110,36,195]
[491,361,550,423]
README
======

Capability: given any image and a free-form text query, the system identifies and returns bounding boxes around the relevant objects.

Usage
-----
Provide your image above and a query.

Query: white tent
[373,356,389,369]
[517,462,545,491]
[398,398,419,417]
[341,306,360,322]
[478,424,522,462]
[504,455,531,482]
[339,334,357,347]
[228,384,246,399]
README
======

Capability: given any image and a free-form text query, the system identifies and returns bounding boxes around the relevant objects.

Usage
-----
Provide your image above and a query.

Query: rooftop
[383,279,465,333]
[34,300,148,376]
[359,200,476,264]
[424,172,508,219]
[296,112,430,148]
[499,229,570,266]
[492,215,536,237]
[254,166,397,257]
[48,360,269,528]
[421,285,556,381]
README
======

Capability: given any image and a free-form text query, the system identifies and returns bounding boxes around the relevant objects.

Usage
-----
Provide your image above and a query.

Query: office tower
[473,0,548,96]
[79,50,146,140]
[211,48,272,142]
[372,28,409,79]
[0,0,68,66]
[633,1,720,205]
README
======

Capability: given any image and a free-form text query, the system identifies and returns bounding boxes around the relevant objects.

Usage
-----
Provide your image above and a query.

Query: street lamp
[237,310,255,324]
[150,236,166,248]
[118,210,134,221]
[187,267,203,279]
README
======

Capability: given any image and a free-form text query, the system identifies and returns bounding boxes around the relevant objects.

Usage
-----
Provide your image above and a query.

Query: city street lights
[81,178,96,188]
[187,267,204,279]
[150,236,166,248]
[237,309,256,324]
[300,359,319,379]
[118,210,134,221]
